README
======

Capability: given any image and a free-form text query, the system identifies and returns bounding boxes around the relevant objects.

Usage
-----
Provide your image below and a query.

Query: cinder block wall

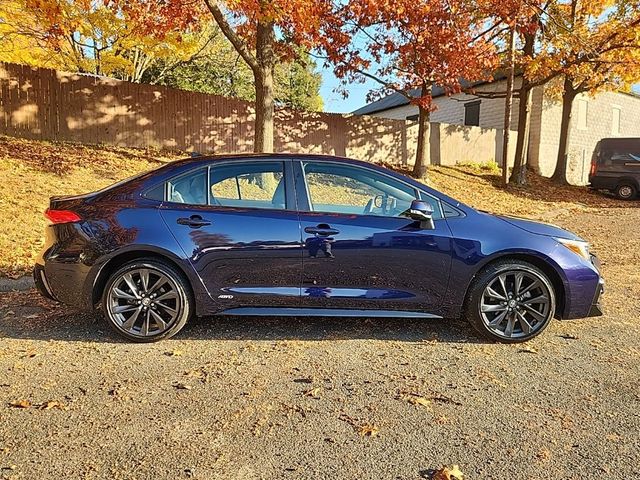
[534,87,640,184]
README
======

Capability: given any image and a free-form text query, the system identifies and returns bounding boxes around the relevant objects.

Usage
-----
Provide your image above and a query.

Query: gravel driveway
[1,206,639,480]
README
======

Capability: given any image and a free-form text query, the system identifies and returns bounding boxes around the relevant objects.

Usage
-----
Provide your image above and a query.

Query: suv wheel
[102,259,192,342]
[615,183,637,200]
[464,260,556,343]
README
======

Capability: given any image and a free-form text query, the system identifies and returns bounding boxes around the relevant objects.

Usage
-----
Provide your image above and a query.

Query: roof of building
[351,77,501,115]
[352,76,640,116]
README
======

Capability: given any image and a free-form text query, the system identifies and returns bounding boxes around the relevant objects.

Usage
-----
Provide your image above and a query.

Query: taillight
[44,208,82,224]
[590,161,598,176]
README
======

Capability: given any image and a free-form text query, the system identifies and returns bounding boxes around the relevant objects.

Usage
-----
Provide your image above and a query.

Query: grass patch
[0,136,180,278]
[0,135,630,278]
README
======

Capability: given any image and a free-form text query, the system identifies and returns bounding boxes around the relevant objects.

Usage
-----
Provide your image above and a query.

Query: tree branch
[203,0,258,72]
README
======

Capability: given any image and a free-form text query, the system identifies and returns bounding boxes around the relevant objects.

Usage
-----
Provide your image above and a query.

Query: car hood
[494,214,584,241]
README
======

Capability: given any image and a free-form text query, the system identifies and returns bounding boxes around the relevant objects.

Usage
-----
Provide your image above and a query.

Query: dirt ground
[1,203,639,479]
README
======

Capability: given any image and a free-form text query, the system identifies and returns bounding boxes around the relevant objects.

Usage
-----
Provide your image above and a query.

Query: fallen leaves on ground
[399,392,432,409]
[184,368,208,383]
[173,382,192,390]
[0,135,181,278]
[519,346,539,354]
[165,349,184,357]
[358,424,379,437]
[2,135,632,279]
[431,465,464,480]
[303,387,321,398]
[8,399,67,410]
[8,400,31,409]
[40,400,66,410]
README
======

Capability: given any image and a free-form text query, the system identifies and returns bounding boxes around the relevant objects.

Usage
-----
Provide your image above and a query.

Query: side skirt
[217,307,442,318]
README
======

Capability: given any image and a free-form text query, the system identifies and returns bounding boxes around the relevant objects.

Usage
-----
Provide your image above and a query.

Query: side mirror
[408,199,435,230]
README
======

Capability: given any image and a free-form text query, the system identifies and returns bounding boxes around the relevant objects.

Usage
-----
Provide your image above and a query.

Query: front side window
[210,162,286,210]
[302,162,437,219]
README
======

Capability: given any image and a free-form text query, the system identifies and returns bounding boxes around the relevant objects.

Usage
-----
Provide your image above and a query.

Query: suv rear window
[600,138,640,165]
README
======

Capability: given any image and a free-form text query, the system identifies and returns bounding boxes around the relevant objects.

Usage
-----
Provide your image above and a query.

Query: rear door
[159,159,303,309]
[293,160,452,313]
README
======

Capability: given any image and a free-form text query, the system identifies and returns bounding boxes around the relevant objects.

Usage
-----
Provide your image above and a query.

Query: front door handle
[177,215,211,228]
[304,225,340,236]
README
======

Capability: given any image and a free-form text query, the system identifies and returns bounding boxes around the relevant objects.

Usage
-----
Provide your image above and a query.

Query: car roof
[176,152,368,165]
[599,137,640,146]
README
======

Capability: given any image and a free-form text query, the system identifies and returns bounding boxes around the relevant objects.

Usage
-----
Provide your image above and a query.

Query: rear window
[600,138,640,165]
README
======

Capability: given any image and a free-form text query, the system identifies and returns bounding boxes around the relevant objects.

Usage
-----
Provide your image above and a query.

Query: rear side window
[610,149,640,164]
[167,168,208,205]
[160,162,287,210]
[601,139,640,166]
[210,162,286,210]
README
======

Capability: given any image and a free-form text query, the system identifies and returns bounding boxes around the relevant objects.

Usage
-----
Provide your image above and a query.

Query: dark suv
[589,137,640,199]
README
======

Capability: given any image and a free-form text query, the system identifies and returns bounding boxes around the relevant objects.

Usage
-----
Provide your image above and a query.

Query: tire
[463,260,556,343]
[101,258,193,342]
[614,183,637,200]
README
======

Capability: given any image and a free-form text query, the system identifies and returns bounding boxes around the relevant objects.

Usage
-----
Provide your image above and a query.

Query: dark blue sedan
[34,154,604,343]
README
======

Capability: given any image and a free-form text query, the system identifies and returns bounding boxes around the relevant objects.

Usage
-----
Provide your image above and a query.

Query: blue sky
[319,64,380,114]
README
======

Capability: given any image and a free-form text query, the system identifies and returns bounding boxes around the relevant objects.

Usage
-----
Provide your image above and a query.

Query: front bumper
[588,277,605,317]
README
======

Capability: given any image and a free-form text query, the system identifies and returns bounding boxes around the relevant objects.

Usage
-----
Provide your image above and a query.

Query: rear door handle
[177,215,211,228]
[304,225,340,236]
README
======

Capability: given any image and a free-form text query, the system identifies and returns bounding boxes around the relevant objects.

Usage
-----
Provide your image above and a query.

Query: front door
[160,160,302,309]
[294,160,452,313]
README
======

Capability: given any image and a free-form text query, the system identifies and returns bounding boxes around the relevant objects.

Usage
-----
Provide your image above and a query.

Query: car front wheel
[102,259,192,342]
[464,260,556,343]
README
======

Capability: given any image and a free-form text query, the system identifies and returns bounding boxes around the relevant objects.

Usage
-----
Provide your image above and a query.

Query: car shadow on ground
[0,295,487,345]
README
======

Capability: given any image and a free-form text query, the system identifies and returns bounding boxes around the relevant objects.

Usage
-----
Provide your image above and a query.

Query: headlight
[555,238,590,261]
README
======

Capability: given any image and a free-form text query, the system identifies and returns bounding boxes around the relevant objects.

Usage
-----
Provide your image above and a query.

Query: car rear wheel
[614,183,637,200]
[464,260,556,343]
[102,259,192,342]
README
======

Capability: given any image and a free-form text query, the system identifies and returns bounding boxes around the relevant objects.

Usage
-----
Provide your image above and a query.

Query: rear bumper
[588,176,617,191]
[33,223,96,310]
[33,264,57,302]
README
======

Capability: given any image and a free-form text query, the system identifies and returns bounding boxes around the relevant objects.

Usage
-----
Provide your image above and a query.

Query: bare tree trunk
[551,77,577,185]
[203,0,276,154]
[501,24,516,186]
[412,83,432,178]
[253,19,275,153]
[254,67,274,153]
[509,26,536,185]
[510,83,532,185]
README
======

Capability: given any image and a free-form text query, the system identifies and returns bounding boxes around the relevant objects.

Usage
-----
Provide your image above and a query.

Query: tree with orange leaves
[11,0,342,153]
[539,0,640,184]
[195,0,343,153]
[329,0,499,177]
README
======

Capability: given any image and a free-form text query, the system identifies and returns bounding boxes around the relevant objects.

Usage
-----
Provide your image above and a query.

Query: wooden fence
[0,62,509,166]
